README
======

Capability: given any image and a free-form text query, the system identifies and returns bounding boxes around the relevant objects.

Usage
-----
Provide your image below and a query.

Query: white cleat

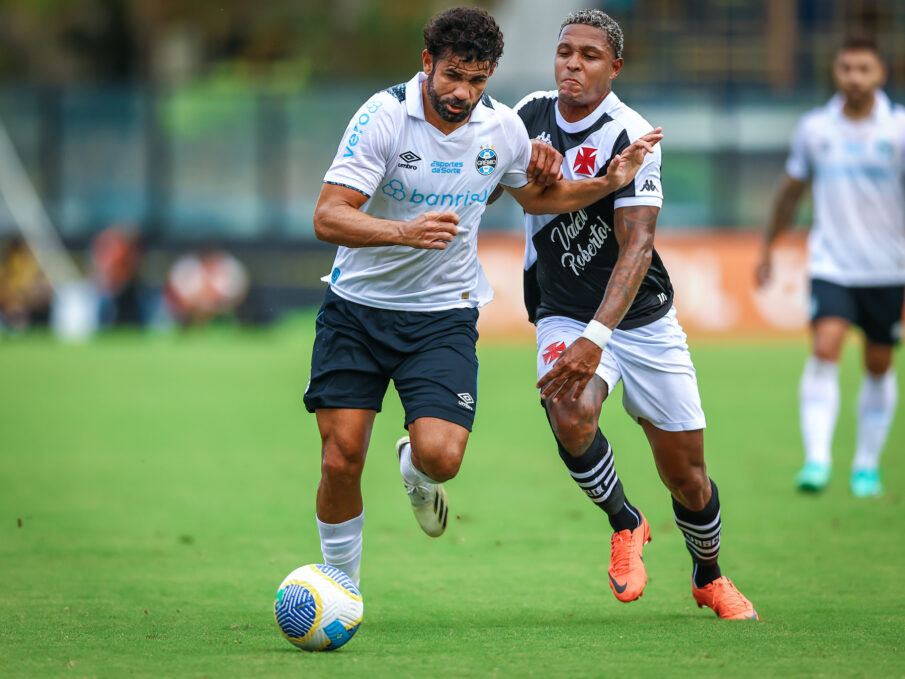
[396,436,449,537]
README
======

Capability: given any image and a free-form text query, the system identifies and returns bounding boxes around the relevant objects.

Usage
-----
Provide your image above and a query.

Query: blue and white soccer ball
[274,564,363,651]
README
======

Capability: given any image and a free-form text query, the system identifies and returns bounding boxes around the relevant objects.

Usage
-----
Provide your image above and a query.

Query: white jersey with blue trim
[786,91,905,286]
[321,71,532,311]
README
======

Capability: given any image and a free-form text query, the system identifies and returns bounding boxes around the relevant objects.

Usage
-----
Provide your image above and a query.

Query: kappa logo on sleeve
[640,179,659,193]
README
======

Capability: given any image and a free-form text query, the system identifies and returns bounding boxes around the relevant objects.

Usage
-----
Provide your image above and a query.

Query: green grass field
[2,318,904,678]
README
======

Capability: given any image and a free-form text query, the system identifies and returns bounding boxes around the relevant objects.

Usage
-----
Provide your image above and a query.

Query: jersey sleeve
[895,104,905,174]
[323,92,399,198]
[612,130,664,210]
[498,111,531,189]
[784,116,812,181]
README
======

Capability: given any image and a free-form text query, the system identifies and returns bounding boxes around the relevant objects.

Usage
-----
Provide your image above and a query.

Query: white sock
[799,356,839,467]
[399,441,436,486]
[316,512,364,586]
[853,370,897,471]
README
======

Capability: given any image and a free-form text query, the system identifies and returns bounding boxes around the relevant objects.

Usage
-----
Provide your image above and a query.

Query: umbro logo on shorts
[457,392,474,410]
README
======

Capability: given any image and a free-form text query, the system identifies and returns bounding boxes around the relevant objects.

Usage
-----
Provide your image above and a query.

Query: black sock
[673,478,722,588]
[556,429,641,532]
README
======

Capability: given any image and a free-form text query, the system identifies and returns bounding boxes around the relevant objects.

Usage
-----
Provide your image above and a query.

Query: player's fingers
[430,228,455,242]
[568,374,592,401]
[527,142,541,181]
[543,151,560,186]
[434,211,460,224]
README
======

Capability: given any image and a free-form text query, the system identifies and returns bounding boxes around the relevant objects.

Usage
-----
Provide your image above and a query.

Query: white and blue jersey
[786,91,905,286]
[322,71,532,311]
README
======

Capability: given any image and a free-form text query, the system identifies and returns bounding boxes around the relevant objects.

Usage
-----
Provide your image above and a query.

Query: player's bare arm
[756,174,808,286]
[313,183,459,250]
[504,129,662,215]
[537,204,659,402]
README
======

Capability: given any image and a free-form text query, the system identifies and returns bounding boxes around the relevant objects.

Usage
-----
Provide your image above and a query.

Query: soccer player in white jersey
[758,36,905,498]
[304,7,661,588]
[508,10,757,619]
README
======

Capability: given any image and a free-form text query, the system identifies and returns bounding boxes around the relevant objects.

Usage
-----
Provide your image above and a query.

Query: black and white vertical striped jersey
[515,90,674,328]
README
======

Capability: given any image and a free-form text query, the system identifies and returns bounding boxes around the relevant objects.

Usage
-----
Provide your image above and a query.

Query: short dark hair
[561,9,624,59]
[838,33,881,57]
[423,7,504,66]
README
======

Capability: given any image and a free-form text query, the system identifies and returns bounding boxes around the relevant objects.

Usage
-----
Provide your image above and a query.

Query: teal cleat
[850,468,883,498]
[796,462,831,492]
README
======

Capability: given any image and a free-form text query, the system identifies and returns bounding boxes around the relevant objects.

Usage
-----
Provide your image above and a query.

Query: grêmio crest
[475,145,497,176]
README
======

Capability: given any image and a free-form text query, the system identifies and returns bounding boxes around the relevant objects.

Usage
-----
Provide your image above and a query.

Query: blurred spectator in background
[91,225,143,327]
[0,238,52,332]
[164,248,249,327]
[758,35,905,498]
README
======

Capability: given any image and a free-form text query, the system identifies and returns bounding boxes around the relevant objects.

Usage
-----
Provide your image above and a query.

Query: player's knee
[666,468,710,511]
[412,441,464,482]
[548,405,597,455]
[320,440,365,482]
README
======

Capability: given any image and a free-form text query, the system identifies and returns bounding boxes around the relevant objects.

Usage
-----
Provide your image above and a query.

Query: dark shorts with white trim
[810,278,905,345]
[303,288,479,430]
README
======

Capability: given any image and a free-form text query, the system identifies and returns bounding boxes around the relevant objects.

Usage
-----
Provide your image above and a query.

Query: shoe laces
[709,578,751,616]
[610,529,635,575]
[405,483,433,506]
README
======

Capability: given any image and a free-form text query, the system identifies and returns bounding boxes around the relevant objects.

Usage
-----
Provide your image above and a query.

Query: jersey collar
[828,89,892,122]
[405,71,492,125]
[555,90,619,134]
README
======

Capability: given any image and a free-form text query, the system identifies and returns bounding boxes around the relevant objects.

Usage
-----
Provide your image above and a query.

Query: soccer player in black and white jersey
[506,10,758,619]
[304,7,660,589]
[758,36,905,498]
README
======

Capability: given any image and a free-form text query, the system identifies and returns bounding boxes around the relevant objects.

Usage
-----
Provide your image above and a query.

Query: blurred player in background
[304,7,658,588]
[758,36,905,498]
[511,10,757,619]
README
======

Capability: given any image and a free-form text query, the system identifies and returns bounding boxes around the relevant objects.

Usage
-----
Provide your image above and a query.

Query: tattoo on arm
[595,205,659,329]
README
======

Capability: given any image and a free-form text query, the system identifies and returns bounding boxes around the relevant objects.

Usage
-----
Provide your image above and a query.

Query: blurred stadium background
[3,3,905,676]
[1,0,903,338]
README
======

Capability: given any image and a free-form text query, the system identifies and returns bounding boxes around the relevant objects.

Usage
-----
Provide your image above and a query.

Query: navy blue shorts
[810,278,905,345]
[303,289,480,430]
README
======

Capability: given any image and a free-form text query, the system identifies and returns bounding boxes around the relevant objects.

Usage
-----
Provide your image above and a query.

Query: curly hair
[423,7,504,66]
[560,9,624,59]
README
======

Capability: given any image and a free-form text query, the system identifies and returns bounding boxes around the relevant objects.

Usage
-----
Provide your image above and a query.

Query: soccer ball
[273,564,363,651]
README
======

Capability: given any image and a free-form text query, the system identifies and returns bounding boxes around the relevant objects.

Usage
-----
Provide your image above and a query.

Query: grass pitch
[1,318,904,678]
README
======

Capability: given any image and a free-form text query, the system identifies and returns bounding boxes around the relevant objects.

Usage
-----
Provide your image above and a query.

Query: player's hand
[754,248,772,287]
[527,139,564,186]
[401,211,459,249]
[605,128,663,189]
[537,338,601,402]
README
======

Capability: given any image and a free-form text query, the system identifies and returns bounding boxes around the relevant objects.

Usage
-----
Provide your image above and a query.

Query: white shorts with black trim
[536,307,706,432]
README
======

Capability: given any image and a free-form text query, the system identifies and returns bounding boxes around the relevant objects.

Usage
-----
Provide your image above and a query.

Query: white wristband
[580,320,612,350]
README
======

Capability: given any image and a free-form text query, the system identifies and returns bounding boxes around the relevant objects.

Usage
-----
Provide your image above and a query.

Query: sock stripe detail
[673,510,721,534]
[684,541,720,559]
[575,456,615,488]
[569,444,613,480]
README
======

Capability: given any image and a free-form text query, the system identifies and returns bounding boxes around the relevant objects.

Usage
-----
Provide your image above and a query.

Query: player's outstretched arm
[755,174,808,286]
[537,204,659,402]
[313,183,459,250]
[504,129,662,215]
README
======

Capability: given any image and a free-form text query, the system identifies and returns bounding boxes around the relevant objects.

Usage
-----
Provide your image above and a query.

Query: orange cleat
[692,576,758,620]
[608,512,651,602]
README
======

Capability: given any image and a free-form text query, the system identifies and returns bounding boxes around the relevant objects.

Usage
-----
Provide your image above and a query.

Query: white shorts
[536,308,706,432]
